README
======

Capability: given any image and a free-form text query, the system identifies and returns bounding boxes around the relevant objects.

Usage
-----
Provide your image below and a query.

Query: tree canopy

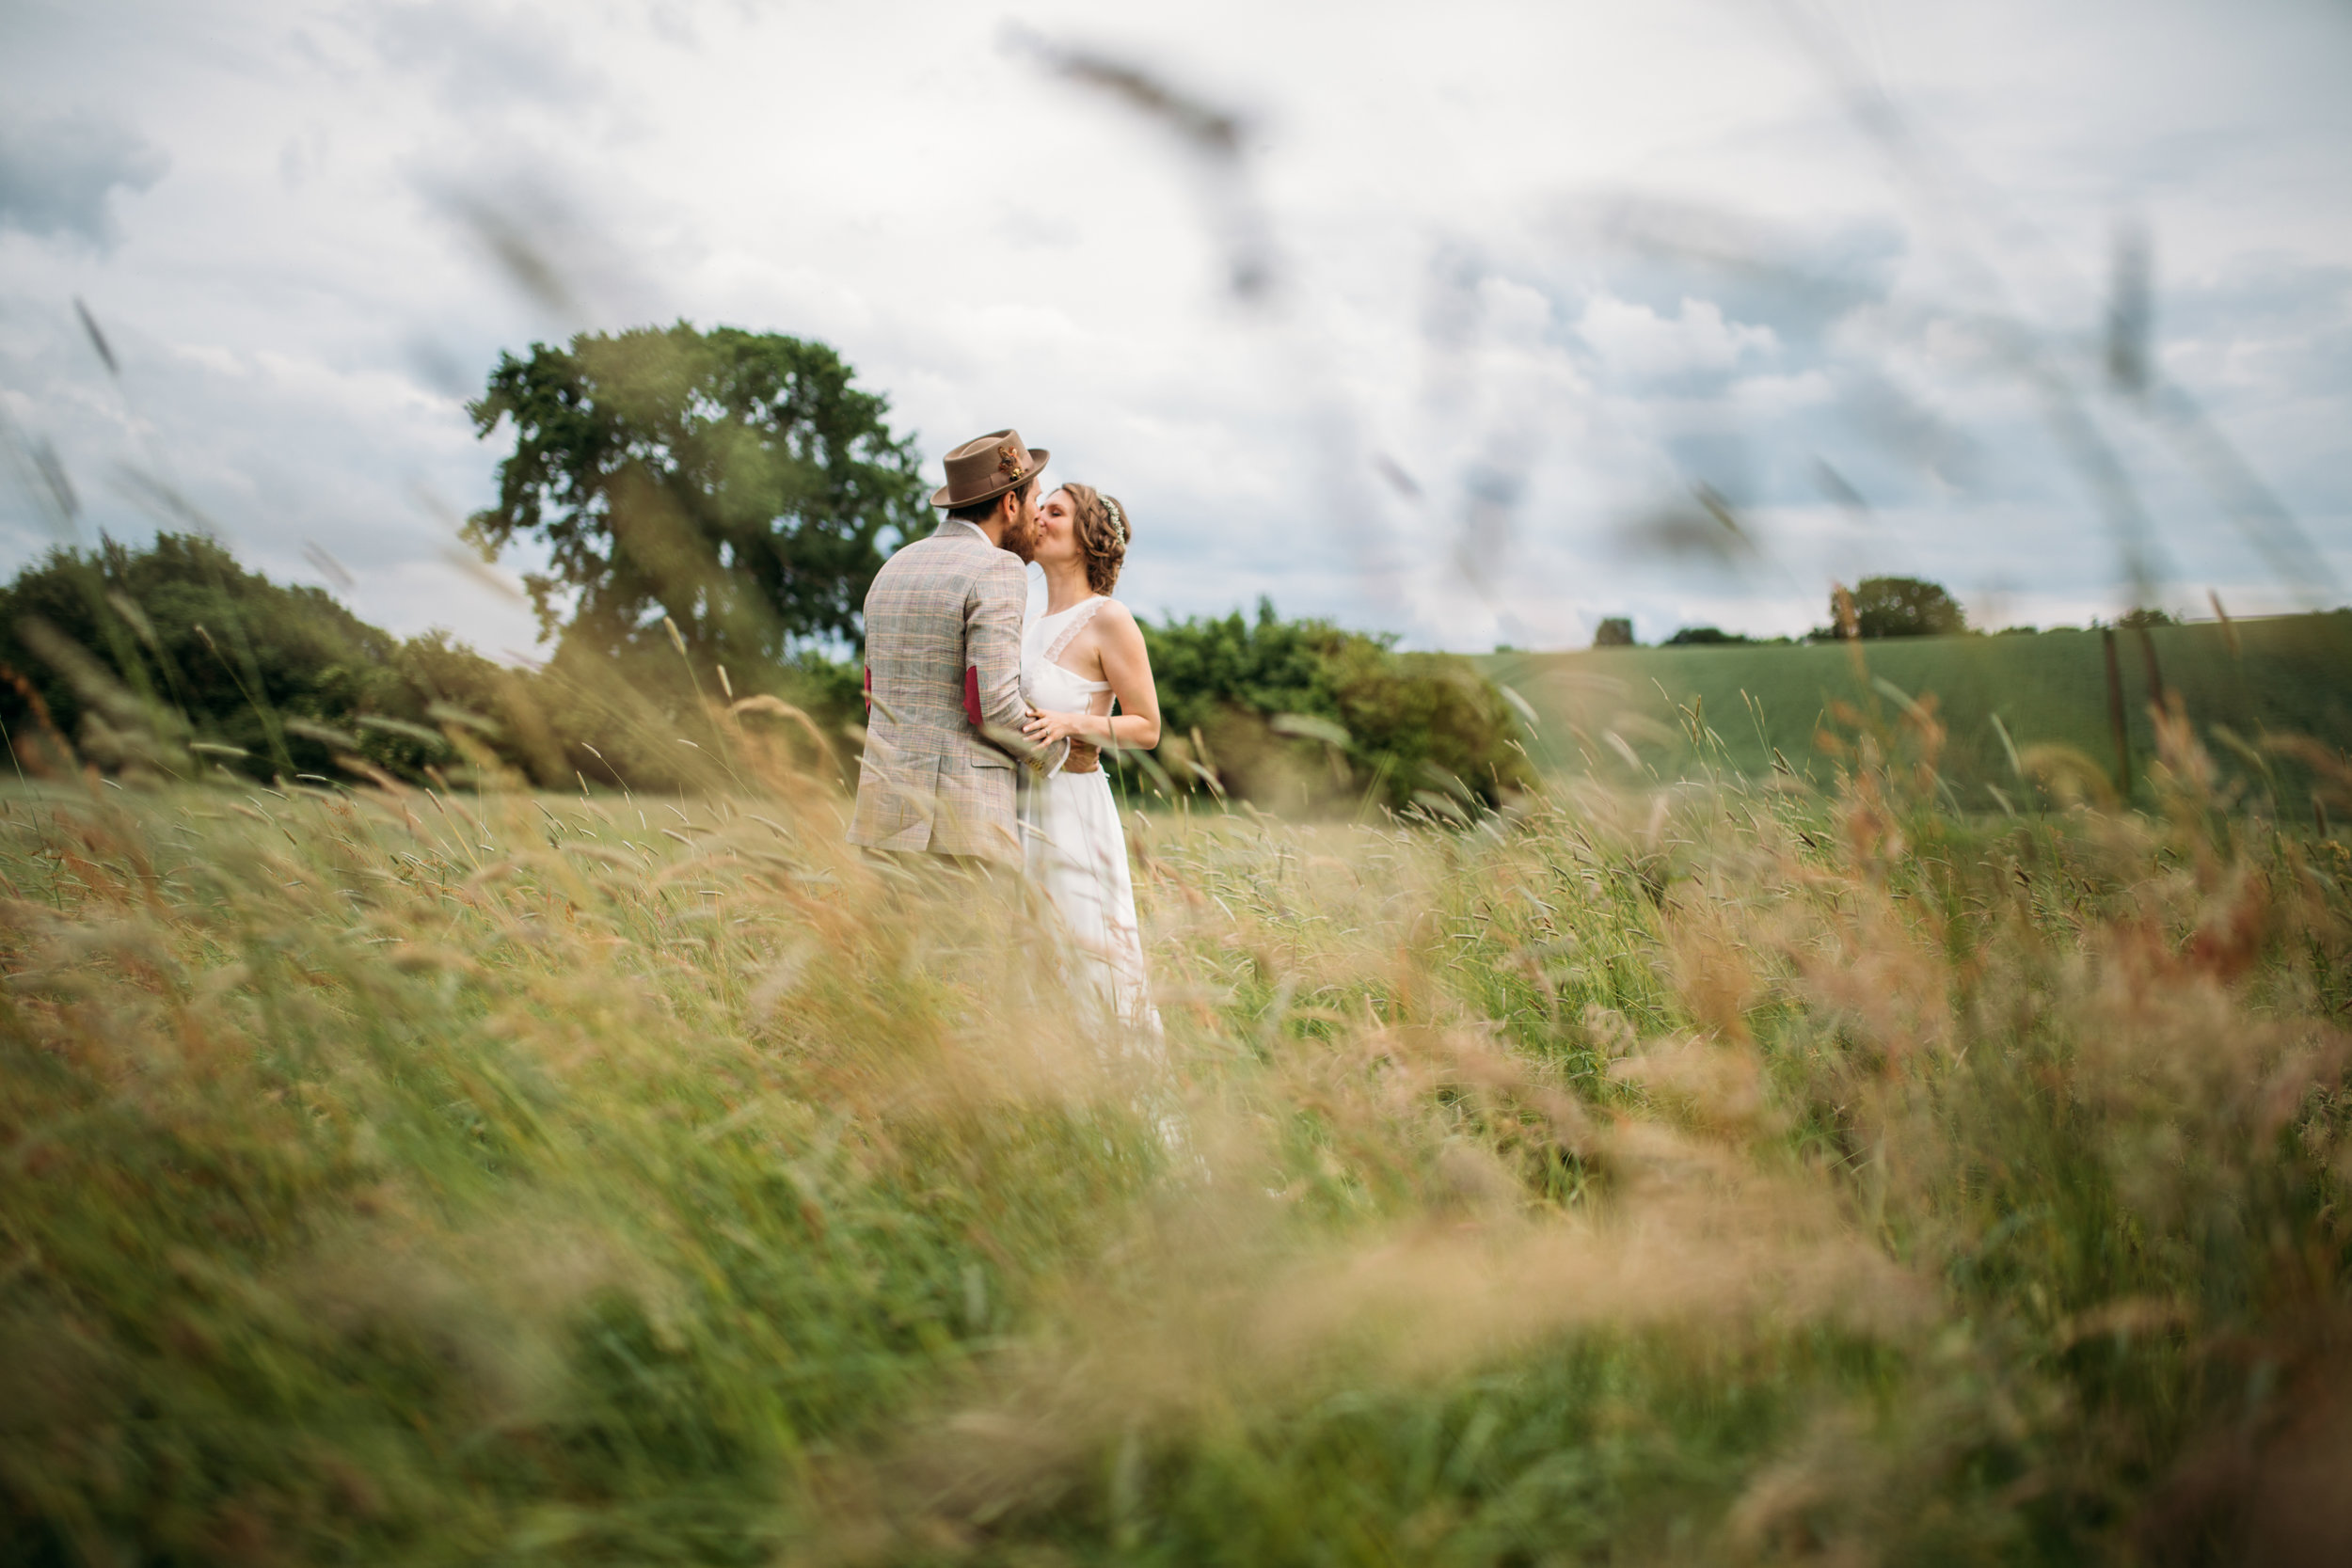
[465,324,930,664]
[1820,576,1969,640]
[0,532,407,776]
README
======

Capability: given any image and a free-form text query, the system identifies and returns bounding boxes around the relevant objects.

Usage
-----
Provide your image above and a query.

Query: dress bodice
[1022,597,1114,717]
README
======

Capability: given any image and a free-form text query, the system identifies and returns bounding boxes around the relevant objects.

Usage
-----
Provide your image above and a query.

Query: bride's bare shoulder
[1093,597,1141,634]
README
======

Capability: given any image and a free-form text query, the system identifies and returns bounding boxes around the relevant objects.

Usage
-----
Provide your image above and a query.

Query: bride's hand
[1021,708,1095,747]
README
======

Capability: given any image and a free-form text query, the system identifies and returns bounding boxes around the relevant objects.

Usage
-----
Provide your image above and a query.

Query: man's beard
[1006,515,1039,563]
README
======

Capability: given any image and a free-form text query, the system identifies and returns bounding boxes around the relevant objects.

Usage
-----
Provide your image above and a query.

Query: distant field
[1486,610,2352,812]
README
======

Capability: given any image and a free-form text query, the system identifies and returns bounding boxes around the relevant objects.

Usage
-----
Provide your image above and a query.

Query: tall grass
[3,686,2348,1563]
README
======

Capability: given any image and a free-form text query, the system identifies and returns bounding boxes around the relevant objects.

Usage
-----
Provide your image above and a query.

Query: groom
[850,428,1065,866]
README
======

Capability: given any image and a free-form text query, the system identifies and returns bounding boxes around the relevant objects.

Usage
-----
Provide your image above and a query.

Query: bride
[1017,483,1164,1034]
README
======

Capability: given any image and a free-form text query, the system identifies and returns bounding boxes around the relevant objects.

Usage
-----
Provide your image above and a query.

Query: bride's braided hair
[1057,483,1130,595]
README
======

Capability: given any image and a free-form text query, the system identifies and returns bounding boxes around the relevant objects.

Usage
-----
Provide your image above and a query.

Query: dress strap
[1041,596,1108,668]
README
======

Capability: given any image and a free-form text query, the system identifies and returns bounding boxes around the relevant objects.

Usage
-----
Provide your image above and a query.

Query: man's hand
[1066,737,1101,771]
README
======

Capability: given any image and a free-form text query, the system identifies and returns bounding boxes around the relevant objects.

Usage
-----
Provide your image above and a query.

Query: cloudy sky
[3,0,2347,656]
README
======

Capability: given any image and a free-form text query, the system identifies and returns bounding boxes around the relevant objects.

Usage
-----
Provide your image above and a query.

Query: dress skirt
[1021,767,1161,1035]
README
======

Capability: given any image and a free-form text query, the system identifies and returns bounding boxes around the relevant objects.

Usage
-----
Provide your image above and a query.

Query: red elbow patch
[963,665,983,727]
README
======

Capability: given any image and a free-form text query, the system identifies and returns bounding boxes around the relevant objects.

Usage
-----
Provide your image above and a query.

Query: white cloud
[1577,295,1778,382]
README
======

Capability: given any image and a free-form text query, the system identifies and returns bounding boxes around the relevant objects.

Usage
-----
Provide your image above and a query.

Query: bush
[1140,599,1533,814]
[0,535,866,793]
[0,542,1511,817]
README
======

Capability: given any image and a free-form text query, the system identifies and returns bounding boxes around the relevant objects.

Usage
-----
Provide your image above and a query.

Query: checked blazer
[848,519,1031,863]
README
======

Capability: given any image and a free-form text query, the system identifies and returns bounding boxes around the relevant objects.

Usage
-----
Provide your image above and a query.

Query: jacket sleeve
[965,553,1031,754]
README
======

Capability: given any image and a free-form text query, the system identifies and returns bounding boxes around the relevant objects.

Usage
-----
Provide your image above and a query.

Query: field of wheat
[3,693,2349,1565]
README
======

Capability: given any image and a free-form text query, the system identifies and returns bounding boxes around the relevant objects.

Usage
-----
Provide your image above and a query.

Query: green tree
[1593,617,1635,647]
[1139,599,1532,812]
[1834,576,1967,639]
[0,531,878,790]
[465,323,929,666]
[1145,599,1336,745]
[0,533,414,777]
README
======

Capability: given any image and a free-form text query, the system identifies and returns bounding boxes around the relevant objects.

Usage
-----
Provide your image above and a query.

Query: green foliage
[1138,598,1534,813]
[1663,625,1753,645]
[0,533,416,777]
[466,323,930,664]
[0,534,867,793]
[1592,615,1635,647]
[1816,575,1969,640]
[1145,598,1334,742]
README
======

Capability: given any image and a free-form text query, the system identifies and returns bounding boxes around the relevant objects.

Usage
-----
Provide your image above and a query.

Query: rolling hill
[1485,611,2352,816]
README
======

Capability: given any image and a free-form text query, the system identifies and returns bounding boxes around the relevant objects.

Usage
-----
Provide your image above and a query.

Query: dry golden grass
[3,696,2349,1563]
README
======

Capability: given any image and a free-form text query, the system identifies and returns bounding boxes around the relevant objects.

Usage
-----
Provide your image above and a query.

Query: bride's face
[1034,488,1081,568]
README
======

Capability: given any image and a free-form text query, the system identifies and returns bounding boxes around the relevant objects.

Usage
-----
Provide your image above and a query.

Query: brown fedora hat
[930,429,1051,509]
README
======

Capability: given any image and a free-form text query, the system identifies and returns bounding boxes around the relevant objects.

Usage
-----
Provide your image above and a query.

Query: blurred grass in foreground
[3,690,2350,1565]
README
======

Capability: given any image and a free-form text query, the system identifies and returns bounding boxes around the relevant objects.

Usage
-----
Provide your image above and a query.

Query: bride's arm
[1020,604,1162,753]
[1094,605,1162,751]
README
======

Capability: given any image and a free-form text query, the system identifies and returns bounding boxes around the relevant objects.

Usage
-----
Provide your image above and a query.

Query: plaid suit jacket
[848,519,1030,862]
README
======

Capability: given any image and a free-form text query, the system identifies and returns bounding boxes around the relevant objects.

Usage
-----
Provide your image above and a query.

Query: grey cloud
[1554,198,1906,353]
[2163,255,2350,338]
[0,111,168,248]
[2159,255,2352,420]
[0,295,538,650]
[409,153,664,332]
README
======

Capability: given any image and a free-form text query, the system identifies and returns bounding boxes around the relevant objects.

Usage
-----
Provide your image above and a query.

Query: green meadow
[1487,611,2352,816]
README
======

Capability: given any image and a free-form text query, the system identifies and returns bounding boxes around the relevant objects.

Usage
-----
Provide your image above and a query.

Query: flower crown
[1103,496,1128,546]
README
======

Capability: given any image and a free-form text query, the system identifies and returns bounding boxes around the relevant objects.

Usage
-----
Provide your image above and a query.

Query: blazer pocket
[970,752,1014,770]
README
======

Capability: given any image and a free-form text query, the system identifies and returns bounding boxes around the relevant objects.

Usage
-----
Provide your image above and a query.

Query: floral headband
[1103,496,1128,546]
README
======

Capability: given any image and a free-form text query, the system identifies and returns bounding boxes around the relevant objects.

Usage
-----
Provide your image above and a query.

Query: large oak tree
[465,324,929,666]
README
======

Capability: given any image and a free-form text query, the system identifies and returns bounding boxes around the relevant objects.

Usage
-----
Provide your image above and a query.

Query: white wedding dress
[1021,596,1163,1037]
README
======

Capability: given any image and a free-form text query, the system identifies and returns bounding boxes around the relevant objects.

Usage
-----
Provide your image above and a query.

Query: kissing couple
[848,429,1163,1035]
